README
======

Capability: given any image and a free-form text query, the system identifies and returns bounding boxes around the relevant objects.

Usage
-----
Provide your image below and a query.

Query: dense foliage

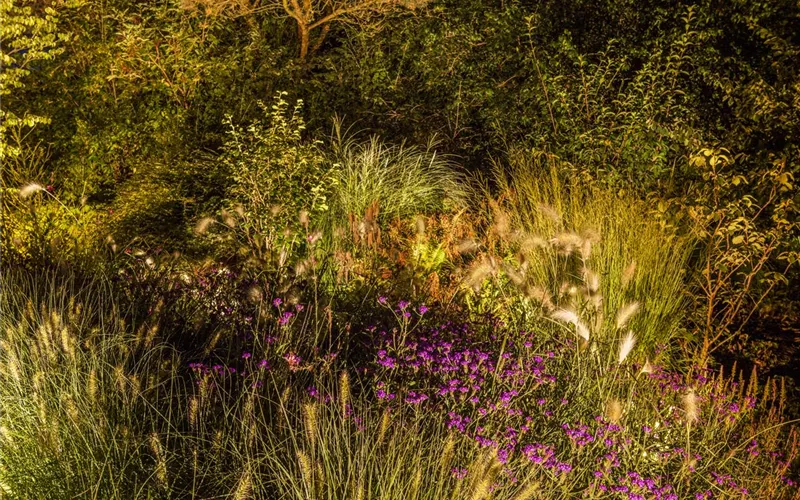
[2,0,800,498]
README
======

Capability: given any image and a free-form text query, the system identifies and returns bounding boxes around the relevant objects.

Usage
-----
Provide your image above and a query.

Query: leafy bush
[222,93,334,234]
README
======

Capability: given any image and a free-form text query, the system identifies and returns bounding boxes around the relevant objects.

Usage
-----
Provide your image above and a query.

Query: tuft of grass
[493,150,694,352]
[329,134,472,227]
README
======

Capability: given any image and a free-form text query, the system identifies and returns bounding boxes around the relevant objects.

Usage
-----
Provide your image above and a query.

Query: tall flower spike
[618,331,636,364]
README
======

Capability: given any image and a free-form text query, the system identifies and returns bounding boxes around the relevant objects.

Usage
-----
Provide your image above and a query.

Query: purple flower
[279,311,295,325]
[418,304,429,315]
[397,300,409,310]
[241,352,252,359]
[273,298,282,307]
[378,296,388,305]
[258,359,270,369]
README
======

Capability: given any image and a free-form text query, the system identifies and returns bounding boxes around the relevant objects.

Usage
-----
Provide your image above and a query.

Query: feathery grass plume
[618,331,637,364]
[354,477,365,500]
[512,481,540,500]
[87,369,98,405]
[4,348,21,383]
[605,398,623,424]
[303,402,318,451]
[551,308,590,341]
[221,209,236,227]
[188,396,199,429]
[18,183,44,198]
[537,203,561,223]
[502,263,525,287]
[455,238,479,254]
[149,432,168,487]
[415,215,427,237]
[296,449,314,491]
[114,365,126,395]
[410,467,423,499]
[683,390,698,424]
[233,469,252,500]
[519,234,548,253]
[378,408,391,444]
[194,217,215,235]
[60,327,75,359]
[616,302,640,329]
[339,370,350,417]
[439,434,456,476]
[550,232,584,255]
[469,452,501,500]
[584,268,600,294]
[466,256,496,290]
[622,260,637,286]
[525,285,554,311]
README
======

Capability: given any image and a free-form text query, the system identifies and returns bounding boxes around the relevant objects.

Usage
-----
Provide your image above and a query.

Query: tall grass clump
[0,268,181,499]
[492,150,693,353]
[329,133,472,226]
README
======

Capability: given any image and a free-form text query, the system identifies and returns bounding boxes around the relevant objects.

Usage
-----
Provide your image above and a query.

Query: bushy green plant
[222,92,334,234]
[0,0,71,161]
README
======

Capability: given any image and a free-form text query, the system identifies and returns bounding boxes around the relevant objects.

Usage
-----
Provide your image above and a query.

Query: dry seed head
[502,263,525,286]
[88,369,98,404]
[605,398,623,424]
[144,324,159,348]
[615,302,640,329]
[525,285,553,311]
[550,232,584,255]
[378,409,391,444]
[683,390,698,424]
[618,331,637,365]
[192,216,214,236]
[233,469,252,500]
[415,216,426,237]
[188,396,199,429]
[221,209,236,227]
[440,434,456,473]
[3,347,20,384]
[551,309,590,341]
[455,238,479,255]
[60,327,75,359]
[519,234,548,253]
[512,481,540,500]
[0,426,12,444]
[303,402,318,451]
[339,370,350,416]
[584,268,600,294]
[641,358,655,374]
[297,449,313,489]
[536,203,561,223]
[19,183,44,198]
[411,468,423,498]
[622,260,637,286]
